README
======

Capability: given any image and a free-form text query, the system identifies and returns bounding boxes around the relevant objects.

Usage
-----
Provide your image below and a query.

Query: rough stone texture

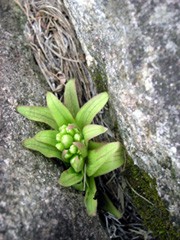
[64,0,180,224]
[0,1,108,239]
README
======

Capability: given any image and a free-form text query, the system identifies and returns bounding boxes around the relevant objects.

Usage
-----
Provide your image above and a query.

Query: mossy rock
[90,63,179,239]
[124,157,180,239]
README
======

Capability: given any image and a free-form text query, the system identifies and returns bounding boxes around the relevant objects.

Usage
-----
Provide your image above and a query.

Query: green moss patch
[124,157,180,239]
[90,62,108,92]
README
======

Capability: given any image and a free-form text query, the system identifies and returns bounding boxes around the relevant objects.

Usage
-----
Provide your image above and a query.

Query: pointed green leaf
[103,194,122,219]
[92,146,124,177]
[84,177,97,216]
[46,92,74,127]
[83,124,107,143]
[64,79,80,117]
[23,138,61,159]
[34,130,58,146]
[75,92,109,128]
[72,181,84,191]
[59,167,83,187]
[86,142,121,177]
[17,106,58,130]
[88,141,106,150]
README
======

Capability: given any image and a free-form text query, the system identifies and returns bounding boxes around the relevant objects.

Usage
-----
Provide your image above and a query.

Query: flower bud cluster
[55,124,85,172]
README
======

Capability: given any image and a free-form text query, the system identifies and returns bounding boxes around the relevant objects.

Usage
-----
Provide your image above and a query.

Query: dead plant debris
[14,0,95,106]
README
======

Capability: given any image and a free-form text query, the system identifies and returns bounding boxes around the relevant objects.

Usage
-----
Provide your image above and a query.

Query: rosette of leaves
[17,79,124,217]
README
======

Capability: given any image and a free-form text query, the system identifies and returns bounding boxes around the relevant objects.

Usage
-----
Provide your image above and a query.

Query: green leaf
[23,138,61,159]
[46,92,74,127]
[75,92,109,128]
[34,130,58,146]
[59,167,83,187]
[84,177,97,216]
[92,145,124,177]
[86,142,121,177]
[17,106,58,130]
[64,79,80,117]
[88,141,106,150]
[83,124,107,143]
[72,181,84,191]
[103,194,122,219]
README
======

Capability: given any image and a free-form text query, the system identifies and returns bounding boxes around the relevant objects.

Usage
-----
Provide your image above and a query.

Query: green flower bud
[64,151,73,159]
[74,133,82,141]
[62,149,68,158]
[61,134,73,149]
[59,125,67,131]
[56,142,65,151]
[60,129,67,135]
[69,145,78,154]
[66,128,75,136]
[56,133,62,142]
[66,124,76,130]
[74,128,80,133]
[70,155,84,173]
[66,124,80,136]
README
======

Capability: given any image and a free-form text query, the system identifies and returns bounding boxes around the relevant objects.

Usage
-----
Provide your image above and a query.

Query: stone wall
[64,0,180,224]
[0,1,108,239]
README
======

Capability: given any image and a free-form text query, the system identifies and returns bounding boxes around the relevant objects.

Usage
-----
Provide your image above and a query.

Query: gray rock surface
[64,0,180,224]
[0,1,108,239]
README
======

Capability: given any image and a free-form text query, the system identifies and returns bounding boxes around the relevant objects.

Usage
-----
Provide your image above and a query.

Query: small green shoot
[17,79,124,217]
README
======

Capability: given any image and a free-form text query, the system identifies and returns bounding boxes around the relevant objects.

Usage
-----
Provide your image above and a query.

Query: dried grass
[14,0,94,106]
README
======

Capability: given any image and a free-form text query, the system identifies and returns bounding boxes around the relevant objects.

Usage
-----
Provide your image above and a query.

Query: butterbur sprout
[17,79,124,217]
